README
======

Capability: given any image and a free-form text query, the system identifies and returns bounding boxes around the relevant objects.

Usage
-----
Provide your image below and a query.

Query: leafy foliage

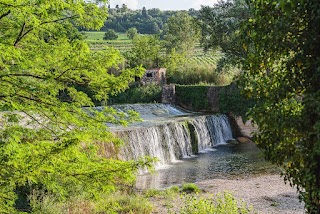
[167,62,235,85]
[175,85,210,111]
[103,29,118,40]
[218,83,254,120]
[180,192,252,214]
[126,27,138,40]
[163,12,200,56]
[181,183,201,194]
[103,6,190,34]
[124,35,163,68]
[197,0,249,68]
[240,0,320,212]
[0,0,151,213]
[109,84,162,104]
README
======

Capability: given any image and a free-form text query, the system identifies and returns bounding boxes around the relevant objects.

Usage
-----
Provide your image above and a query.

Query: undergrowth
[30,185,253,214]
[109,84,162,104]
[180,192,253,214]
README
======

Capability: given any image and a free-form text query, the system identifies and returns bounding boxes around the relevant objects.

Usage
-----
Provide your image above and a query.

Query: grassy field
[84,31,220,66]
[83,31,132,51]
[84,31,130,41]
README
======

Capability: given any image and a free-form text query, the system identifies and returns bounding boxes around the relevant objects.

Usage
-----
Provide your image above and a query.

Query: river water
[136,141,277,189]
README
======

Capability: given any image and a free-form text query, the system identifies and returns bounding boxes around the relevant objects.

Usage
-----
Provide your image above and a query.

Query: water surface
[136,142,278,189]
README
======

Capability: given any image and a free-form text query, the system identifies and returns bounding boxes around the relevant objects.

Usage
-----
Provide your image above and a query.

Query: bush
[180,192,252,214]
[218,83,255,120]
[126,27,138,39]
[98,193,153,214]
[144,189,162,198]
[175,85,210,111]
[103,29,118,40]
[181,183,201,194]
[109,84,162,104]
[166,63,237,86]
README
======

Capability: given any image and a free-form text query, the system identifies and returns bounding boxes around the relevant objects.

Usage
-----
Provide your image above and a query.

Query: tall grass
[180,192,253,214]
[29,187,253,214]
[167,62,238,86]
[29,191,153,214]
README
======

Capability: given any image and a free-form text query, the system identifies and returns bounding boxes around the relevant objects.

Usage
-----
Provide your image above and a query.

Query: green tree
[142,6,148,18]
[103,29,118,40]
[126,27,138,39]
[125,35,163,68]
[163,12,200,56]
[121,3,129,13]
[197,0,249,67]
[241,0,320,212]
[0,0,150,212]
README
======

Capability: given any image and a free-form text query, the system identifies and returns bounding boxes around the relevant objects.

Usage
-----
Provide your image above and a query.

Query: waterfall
[110,104,234,169]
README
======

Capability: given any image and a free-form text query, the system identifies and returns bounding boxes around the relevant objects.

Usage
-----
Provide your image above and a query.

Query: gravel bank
[196,174,305,214]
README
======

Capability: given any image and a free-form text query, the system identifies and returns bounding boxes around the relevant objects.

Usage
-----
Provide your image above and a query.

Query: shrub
[166,62,237,86]
[181,183,201,194]
[97,193,153,214]
[180,192,253,214]
[103,29,118,40]
[126,27,138,39]
[109,84,162,104]
[218,83,255,120]
[144,189,162,198]
[168,185,180,193]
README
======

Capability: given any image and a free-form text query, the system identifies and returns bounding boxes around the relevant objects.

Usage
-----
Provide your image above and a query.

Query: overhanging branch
[13,15,79,46]
[0,10,10,20]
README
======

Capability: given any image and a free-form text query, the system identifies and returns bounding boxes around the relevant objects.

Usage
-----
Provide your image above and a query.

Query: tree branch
[54,68,72,80]
[20,109,59,138]
[17,94,56,107]
[14,22,26,47]
[0,10,10,20]
[13,15,78,47]
[0,73,47,79]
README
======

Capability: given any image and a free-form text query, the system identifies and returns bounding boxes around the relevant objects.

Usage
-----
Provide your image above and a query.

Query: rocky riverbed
[197,174,304,214]
[150,174,304,213]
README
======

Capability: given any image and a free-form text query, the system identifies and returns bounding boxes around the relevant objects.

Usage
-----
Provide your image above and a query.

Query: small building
[141,68,166,85]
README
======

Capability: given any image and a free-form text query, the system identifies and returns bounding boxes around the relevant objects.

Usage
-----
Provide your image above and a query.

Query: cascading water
[110,104,234,169]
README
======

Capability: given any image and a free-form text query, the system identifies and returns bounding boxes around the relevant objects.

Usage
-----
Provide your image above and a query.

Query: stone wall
[207,86,225,112]
[161,84,176,104]
[161,84,226,112]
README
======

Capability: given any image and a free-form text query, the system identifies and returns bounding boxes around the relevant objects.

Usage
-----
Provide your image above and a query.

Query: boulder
[237,137,253,143]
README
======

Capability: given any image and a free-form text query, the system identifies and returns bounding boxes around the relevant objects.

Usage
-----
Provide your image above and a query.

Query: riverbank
[150,174,304,213]
[197,174,304,214]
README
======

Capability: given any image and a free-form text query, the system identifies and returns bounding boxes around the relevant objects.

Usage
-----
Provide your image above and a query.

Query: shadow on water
[136,142,279,189]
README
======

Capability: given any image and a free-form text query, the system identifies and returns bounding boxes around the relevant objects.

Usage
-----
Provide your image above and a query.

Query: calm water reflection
[136,142,278,189]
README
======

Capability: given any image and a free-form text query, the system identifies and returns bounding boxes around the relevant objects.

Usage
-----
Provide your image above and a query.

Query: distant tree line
[102,5,199,34]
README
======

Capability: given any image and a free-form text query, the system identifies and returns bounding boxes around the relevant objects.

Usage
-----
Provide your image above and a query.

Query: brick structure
[141,68,166,85]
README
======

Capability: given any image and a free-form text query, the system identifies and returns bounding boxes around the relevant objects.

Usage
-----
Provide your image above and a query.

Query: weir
[109,104,234,169]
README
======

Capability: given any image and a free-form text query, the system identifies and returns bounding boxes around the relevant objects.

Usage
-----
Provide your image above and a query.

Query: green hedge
[109,84,162,104]
[175,85,210,111]
[175,84,254,116]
